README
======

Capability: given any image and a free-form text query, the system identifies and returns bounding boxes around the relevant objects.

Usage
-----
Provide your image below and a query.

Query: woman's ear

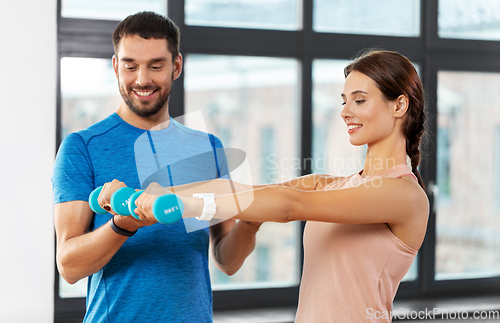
[394,95,409,118]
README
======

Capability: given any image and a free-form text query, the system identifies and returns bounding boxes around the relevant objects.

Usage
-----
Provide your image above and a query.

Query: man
[53,11,261,322]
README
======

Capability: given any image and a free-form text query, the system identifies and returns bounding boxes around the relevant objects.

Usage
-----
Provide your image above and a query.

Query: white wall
[0,0,57,322]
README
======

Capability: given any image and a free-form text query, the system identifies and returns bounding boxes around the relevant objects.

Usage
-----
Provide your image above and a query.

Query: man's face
[113,35,182,118]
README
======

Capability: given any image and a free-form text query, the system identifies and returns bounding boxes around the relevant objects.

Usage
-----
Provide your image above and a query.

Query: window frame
[55,0,500,321]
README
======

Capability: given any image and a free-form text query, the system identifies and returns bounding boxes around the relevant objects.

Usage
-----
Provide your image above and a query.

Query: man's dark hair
[113,11,180,60]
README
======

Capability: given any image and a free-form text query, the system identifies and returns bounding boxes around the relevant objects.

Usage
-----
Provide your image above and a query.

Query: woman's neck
[361,137,407,178]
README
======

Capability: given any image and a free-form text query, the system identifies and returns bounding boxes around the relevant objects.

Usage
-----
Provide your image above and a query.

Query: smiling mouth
[133,89,157,99]
[348,124,362,130]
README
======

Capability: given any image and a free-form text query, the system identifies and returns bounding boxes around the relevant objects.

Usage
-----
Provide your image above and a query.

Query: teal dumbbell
[127,190,144,220]
[88,186,108,215]
[113,188,184,224]
[88,186,136,216]
[88,186,184,224]
[152,194,184,224]
[110,187,137,216]
[126,190,184,224]
[89,186,135,216]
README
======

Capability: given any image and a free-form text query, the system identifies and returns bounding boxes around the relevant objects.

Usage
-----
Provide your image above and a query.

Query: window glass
[312,59,418,281]
[58,57,121,298]
[184,54,301,289]
[436,71,500,279]
[313,0,420,37]
[438,0,500,40]
[60,58,120,140]
[185,0,298,30]
[312,59,365,176]
[61,0,167,21]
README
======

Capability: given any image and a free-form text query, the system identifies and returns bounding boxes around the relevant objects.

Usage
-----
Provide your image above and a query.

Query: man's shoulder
[75,114,123,144]
[170,119,222,145]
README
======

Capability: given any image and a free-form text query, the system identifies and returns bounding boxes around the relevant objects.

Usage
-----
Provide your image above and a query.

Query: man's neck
[116,103,171,130]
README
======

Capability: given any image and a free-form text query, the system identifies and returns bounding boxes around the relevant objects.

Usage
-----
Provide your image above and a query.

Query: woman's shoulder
[314,174,347,190]
[384,176,429,220]
[401,176,429,212]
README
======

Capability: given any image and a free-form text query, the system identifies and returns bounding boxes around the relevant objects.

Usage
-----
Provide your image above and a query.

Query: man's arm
[54,201,154,284]
[209,219,262,276]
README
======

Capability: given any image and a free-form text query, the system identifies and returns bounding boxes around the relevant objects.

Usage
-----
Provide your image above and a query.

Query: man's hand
[98,179,158,231]
[97,179,127,213]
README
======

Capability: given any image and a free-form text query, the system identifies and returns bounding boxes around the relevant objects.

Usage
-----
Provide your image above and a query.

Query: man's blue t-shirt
[52,113,227,323]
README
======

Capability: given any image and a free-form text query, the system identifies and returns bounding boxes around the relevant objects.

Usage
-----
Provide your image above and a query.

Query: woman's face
[340,71,398,147]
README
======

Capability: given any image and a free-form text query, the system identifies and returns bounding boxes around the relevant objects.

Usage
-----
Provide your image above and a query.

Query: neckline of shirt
[111,112,176,134]
[356,164,412,179]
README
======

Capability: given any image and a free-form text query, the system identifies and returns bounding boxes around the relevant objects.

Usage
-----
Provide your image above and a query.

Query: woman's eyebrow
[341,90,369,98]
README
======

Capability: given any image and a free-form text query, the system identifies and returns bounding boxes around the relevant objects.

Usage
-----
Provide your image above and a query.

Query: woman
[100,50,429,322]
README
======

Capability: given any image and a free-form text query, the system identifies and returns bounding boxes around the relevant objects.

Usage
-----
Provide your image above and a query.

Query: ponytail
[402,70,426,190]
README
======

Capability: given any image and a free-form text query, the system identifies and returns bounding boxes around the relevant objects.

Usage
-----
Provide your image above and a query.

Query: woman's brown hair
[344,50,426,188]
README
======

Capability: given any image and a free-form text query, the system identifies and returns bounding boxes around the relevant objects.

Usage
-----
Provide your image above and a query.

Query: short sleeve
[211,135,230,180]
[52,133,95,204]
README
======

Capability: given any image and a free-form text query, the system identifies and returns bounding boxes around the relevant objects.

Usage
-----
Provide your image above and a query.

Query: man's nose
[136,68,152,86]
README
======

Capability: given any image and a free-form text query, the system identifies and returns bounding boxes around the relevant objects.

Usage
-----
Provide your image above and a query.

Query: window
[58,57,122,299]
[436,71,500,280]
[311,59,365,175]
[185,0,299,30]
[260,127,276,184]
[184,54,301,289]
[313,0,420,36]
[496,127,500,211]
[438,0,500,40]
[61,0,167,20]
[60,58,120,138]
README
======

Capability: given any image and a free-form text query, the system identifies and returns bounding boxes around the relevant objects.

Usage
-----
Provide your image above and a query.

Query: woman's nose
[340,103,351,120]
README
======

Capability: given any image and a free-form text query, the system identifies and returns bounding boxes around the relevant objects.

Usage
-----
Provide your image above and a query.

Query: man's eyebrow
[148,57,166,63]
[119,57,167,63]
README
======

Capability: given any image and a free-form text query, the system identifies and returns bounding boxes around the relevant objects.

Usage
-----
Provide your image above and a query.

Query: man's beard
[119,81,173,118]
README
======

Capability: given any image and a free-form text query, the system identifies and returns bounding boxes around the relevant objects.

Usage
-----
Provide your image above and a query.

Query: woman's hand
[133,182,172,221]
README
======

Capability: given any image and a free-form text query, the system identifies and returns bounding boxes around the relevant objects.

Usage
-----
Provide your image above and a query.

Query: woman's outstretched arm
[160,173,342,196]
[134,176,427,226]
[97,174,343,207]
